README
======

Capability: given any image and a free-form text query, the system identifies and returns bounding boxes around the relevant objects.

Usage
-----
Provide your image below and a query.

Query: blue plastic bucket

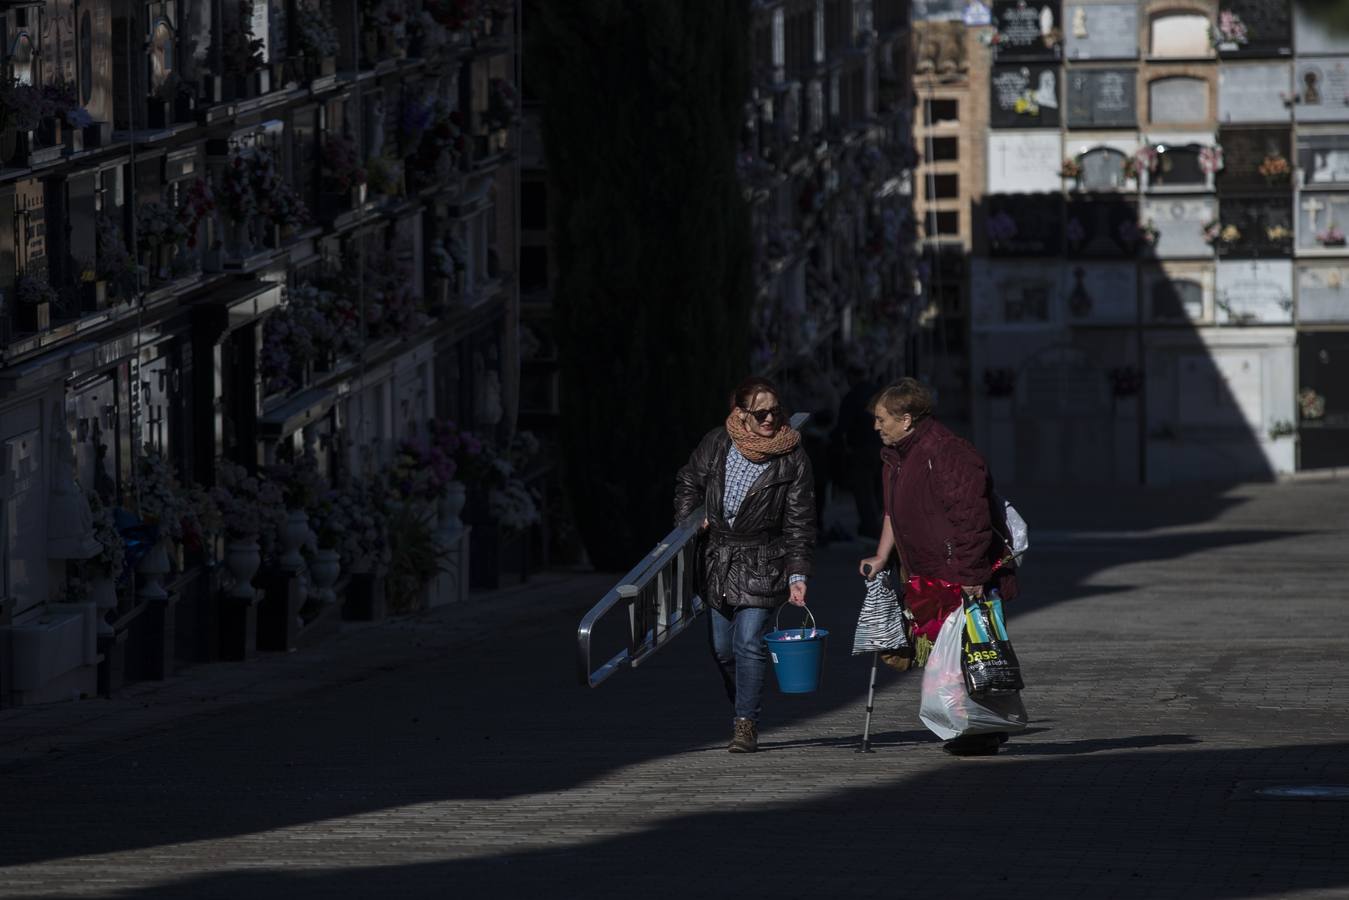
[764,605,828,693]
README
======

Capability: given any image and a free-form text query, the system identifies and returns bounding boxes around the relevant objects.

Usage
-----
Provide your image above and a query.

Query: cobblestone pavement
[2,481,1349,900]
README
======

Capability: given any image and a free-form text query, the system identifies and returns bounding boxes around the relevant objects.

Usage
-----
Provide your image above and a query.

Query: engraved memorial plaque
[986,193,1063,255]
[1215,260,1293,325]
[1149,76,1208,124]
[1216,196,1294,258]
[1296,192,1349,252]
[1064,3,1137,60]
[1299,134,1349,187]
[1141,196,1217,258]
[1065,197,1139,258]
[1296,263,1349,323]
[1059,262,1137,322]
[992,0,1062,60]
[1218,63,1291,124]
[1294,58,1349,124]
[1066,68,1135,128]
[1217,127,1293,192]
[987,132,1063,192]
[990,63,1062,128]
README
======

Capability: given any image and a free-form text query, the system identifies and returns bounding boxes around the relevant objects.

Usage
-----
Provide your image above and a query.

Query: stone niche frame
[987,131,1064,194]
[1064,2,1140,61]
[1213,0,1292,60]
[1065,67,1138,128]
[990,62,1064,128]
[983,192,1065,256]
[1065,134,1142,192]
[1298,131,1349,189]
[1141,194,1218,258]
[1141,64,1217,128]
[970,258,1066,329]
[1217,61,1292,125]
[1214,258,1294,325]
[1216,126,1294,194]
[1293,58,1349,124]
[1216,195,1294,258]
[1294,4,1349,56]
[1140,131,1218,192]
[1060,261,1139,323]
[991,0,1064,62]
[1296,261,1349,324]
[1140,259,1215,323]
[1295,191,1349,256]
[1142,1,1218,61]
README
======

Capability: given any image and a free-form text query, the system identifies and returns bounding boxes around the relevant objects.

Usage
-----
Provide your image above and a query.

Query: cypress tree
[532,1,753,569]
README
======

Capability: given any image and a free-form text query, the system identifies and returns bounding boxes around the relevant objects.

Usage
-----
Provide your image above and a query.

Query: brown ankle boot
[729,717,758,753]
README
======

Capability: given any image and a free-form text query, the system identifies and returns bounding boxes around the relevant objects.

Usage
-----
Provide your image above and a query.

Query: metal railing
[577,412,808,687]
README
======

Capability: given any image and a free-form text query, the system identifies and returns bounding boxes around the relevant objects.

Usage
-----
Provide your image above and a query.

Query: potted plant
[14,272,57,332]
[294,6,339,80]
[0,78,45,166]
[211,460,285,598]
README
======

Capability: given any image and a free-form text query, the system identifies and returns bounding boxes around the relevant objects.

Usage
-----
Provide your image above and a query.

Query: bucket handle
[774,603,816,638]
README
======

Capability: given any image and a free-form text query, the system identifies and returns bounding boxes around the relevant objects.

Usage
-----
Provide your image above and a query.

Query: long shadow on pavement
[31,740,1349,900]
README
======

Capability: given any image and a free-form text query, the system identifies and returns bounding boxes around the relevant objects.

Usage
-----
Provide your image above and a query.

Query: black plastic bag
[960,592,1024,696]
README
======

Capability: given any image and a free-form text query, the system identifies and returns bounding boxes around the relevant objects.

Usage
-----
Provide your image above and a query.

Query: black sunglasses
[745,406,783,424]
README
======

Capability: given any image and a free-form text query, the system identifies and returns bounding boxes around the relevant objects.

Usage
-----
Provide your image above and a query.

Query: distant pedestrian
[856,378,1019,756]
[675,376,817,753]
[831,363,883,539]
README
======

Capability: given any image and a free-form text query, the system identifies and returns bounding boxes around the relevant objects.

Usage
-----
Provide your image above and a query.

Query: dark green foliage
[532,1,753,569]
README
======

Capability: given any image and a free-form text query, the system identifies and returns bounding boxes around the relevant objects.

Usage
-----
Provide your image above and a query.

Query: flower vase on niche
[278,509,309,571]
[308,547,341,608]
[439,480,466,536]
[225,535,261,598]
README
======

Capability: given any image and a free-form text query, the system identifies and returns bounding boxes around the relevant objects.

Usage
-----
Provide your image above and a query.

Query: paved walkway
[2,481,1349,899]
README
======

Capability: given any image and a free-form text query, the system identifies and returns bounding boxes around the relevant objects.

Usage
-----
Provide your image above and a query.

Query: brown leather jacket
[674,428,816,610]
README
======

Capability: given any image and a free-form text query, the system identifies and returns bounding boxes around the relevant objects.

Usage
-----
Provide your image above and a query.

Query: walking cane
[857,563,879,754]
[857,650,879,753]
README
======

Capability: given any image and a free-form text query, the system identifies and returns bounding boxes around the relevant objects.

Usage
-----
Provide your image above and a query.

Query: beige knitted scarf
[725,411,801,463]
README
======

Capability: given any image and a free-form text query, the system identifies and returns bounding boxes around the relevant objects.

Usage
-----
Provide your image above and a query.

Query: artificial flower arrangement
[1198,145,1224,174]
[1258,153,1291,183]
[365,152,404,196]
[136,201,189,253]
[309,479,389,573]
[220,145,310,233]
[986,211,1017,245]
[134,445,219,560]
[41,78,94,131]
[363,264,427,338]
[1210,10,1249,48]
[295,8,340,59]
[486,77,518,128]
[96,209,142,298]
[322,133,367,191]
[1123,146,1159,181]
[1265,224,1292,242]
[1316,224,1346,246]
[0,78,46,132]
[211,459,286,542]
[1058,157,1081,179]
[15,271,59,307]
[1202,220,1241,246]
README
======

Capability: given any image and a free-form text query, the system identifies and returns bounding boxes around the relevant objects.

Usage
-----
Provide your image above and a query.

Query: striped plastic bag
[851,569,911,655]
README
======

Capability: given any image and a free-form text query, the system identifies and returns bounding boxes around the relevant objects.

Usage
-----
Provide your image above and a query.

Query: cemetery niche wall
[0,0,527,707]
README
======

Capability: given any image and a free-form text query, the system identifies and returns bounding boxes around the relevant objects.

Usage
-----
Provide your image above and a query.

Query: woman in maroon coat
[858,378,1018,755]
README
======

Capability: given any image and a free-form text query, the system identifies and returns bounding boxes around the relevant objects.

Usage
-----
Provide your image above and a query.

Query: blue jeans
[708,605,773,722]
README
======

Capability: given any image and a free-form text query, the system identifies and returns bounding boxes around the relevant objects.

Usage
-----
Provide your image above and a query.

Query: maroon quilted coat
[880,417,1018,604]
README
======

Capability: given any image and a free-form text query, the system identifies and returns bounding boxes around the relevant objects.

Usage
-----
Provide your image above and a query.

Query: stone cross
[1302,195,1326,231]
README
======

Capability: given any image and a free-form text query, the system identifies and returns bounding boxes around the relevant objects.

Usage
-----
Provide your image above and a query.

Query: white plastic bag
[918,609,1029,740]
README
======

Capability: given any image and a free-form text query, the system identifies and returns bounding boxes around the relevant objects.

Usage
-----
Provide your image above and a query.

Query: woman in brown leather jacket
[858,377,1017,756]
[674,376,816,754]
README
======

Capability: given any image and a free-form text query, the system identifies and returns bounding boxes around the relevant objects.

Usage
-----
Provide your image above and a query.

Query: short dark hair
[730,375,781,412]
[872,378,934,422]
